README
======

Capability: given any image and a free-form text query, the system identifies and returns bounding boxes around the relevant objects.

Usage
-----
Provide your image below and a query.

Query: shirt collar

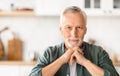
[62,41,86,53]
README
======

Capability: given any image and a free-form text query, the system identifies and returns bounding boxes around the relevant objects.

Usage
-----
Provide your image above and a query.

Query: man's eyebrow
[64,24,71,27]
[78,24,86,26]
[76,24,84,26]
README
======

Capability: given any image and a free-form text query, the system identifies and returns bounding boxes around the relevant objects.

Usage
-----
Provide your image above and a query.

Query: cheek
[79,31,86,38]
[74,31,85,38]
[62,31,70,38]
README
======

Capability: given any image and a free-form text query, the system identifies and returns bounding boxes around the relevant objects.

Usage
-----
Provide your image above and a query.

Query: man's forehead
[61,23,86,27]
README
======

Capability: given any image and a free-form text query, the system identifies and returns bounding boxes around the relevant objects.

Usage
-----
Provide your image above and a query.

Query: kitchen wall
[0,0,120,61]
[0,0,35,11]
[0,16,62,61]
[86,16,120,54]
[0,16,120,61]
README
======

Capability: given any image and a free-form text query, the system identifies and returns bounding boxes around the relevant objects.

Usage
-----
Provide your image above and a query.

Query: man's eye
[67,27,71,29]
[77,26,82,29]
[64,26,72,31]
[65,26,71,29]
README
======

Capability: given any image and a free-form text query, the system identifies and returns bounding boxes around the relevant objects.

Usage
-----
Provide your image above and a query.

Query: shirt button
[67,74,69,76]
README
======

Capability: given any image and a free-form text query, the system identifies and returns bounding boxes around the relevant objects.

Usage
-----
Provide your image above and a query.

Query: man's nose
[71,28,77,37]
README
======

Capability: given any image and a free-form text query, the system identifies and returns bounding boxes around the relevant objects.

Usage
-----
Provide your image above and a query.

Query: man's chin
[67,43,80,48]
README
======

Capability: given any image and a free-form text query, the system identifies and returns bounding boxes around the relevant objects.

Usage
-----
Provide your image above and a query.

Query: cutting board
[0,39,4,60]
[7,38,22,60]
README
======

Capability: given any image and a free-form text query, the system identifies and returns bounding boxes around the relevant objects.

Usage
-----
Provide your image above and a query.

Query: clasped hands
[61,47,87,65]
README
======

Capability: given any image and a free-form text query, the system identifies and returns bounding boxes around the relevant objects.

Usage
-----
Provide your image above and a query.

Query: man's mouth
[66,38,82,48]
[69,39,79,43]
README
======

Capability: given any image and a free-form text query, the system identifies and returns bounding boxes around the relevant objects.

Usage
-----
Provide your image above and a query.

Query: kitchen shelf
[0,61,36,65]
[0,11,35,16]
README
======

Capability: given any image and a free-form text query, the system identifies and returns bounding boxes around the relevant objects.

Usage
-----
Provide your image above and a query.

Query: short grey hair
[60,6,87,26]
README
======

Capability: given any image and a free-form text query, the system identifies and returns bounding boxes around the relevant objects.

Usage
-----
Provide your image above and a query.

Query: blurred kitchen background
[0,0,120,75]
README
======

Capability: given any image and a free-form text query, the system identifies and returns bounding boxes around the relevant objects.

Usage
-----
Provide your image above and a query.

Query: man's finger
[69,54,75,65]
[77,49,84,55]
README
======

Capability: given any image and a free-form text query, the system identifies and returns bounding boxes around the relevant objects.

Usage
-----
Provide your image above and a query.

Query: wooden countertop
[0,61,120,66]
[0,61,36,65]
[114,62,120,67]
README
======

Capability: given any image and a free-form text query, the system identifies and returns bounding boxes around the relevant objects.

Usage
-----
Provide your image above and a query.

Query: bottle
[10,3,14,11]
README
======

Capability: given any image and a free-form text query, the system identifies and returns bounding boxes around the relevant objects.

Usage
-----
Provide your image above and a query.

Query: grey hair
[60,6,87,26]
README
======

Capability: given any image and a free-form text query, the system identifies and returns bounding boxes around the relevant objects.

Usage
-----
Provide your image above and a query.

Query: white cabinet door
[84,0,101,9]
[35,0,120,16]
[95,0,120,15]
[81,0,120,16]
[65,0,84,9]
[35,0,65,16]
[19,65,34,76]
[111,0,120,15]
[101,0,113,10]
[0,65,19,76]
[83,0,103,16]
[113,0,120,9]
[35,0,84,16]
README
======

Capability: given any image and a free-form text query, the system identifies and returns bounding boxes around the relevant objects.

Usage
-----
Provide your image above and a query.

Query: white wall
[86,16,120,54]
[0,16,120,61]
[0,16,62,61]
[0,0,120,61]
[0,0,35,11]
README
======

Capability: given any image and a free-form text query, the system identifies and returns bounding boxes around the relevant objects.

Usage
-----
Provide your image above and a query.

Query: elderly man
[29,6,119,76]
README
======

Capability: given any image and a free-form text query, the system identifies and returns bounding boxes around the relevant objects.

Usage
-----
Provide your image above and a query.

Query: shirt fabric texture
[29,42,119,76]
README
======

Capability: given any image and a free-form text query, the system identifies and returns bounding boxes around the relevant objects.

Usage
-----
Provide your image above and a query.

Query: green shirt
[29,42,119,76]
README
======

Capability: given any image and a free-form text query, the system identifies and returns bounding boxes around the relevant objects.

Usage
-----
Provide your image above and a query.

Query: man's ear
[85,27,87,34]
[59,26,62,34]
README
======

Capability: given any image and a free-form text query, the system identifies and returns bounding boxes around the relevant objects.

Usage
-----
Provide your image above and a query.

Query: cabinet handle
[109,10,112,13]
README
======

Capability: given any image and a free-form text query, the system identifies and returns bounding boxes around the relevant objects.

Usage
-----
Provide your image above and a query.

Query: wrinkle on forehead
[60,12,86,28]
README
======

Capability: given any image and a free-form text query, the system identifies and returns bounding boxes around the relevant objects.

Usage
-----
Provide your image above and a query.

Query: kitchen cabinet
[101,0,120,15]
[0,0,120,16]
[84,0,120,16]
[35,0,120,16]
[83,0,102,16]
[1,0,120,16]
[35,0,83,16]
[0,61,120,75]
[111,0,120,15]
[19,65,34,76]
[0,61,36,76]
[0,65,19,76]
[0,65,33,76]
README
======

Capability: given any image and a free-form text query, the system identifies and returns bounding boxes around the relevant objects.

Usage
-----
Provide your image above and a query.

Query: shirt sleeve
[98,47,119,76]
[29,48,51,76]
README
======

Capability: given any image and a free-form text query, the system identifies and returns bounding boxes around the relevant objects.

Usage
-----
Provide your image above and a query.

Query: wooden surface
[0,11,35,16]
[0,61,36,65]
[114,62,120,66]
[8,38,22,60]
[0,61,120,66]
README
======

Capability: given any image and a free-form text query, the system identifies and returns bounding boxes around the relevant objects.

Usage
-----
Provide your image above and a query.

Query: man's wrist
[82,59,91,66]
[59,55,67,64]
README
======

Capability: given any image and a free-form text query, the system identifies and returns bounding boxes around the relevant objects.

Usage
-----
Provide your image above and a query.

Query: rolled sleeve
[29,48,51,76]
[98,48,119,76]
[29,64,42,76]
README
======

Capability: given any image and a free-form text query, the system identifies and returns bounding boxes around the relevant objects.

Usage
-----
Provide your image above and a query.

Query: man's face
[60,12,87,48]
